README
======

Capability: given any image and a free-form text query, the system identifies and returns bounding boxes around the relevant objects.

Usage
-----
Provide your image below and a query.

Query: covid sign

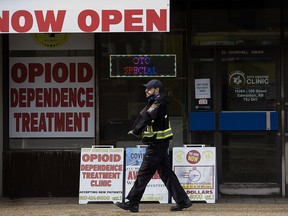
[125,148,168,203]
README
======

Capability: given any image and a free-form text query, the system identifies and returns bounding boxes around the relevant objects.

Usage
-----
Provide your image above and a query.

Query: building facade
[2,0,288,197]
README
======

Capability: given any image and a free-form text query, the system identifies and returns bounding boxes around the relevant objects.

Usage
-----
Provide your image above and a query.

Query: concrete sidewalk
[1,197,288,216]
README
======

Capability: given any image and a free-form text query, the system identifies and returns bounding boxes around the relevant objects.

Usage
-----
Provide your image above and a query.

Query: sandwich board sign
[79,146,124,204]
[172,145,216,203]
[125,147,168,203]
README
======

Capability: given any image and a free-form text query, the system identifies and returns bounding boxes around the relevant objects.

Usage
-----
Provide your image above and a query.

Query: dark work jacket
[132,93,173,143]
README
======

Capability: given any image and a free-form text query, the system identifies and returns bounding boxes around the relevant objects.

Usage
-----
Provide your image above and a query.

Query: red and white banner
[0,0,170,33]
[79,148,124,204]
[9,57,95,138]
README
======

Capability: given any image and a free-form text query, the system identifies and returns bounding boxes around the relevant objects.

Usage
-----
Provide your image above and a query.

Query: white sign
[173,147,216,203]
[9,57,95,138]
[195,79,211,99]
[125,148,168,203]
[0,0,170,33]
[79,148,124,204]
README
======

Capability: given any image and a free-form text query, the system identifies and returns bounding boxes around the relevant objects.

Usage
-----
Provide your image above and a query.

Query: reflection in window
[222,132,278,183]
[191,1,281,46]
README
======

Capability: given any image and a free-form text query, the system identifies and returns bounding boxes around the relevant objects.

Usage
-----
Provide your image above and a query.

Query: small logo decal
[33,33,70,48]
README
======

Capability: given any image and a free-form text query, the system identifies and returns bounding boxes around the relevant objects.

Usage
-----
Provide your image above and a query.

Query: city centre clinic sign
[0,0,170,33]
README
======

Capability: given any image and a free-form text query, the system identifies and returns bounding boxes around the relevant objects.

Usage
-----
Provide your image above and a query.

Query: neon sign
[110,54,176,77]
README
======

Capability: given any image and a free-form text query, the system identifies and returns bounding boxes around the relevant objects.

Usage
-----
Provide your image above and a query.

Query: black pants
[126,140,189,204]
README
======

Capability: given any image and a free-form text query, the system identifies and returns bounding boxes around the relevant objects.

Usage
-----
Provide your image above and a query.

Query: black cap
[143,79,163,89]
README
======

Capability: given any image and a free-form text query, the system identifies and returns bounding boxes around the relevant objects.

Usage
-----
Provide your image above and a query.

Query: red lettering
[78,63,93,82]
[12,112,90,132]
[70,63,76,82]
[74,112,81,131]
[55,113,65,131]
[124,10,143,31]
[46,113,53,131]
[27,88,35,107]
[102,10,122,32]
[45,63,52,82]
[90,180,111,187]
[78,88,85,107]
[69,88,77,107]
[85,88,93,107]
[35,10,66,32]
[35,88,43,107]
[11,88,18,107]
[12,62,93,83]
[0,11,9,32]
[90,154,98,162]
[83,154,121,162]
[82,154,89,162]
[80,164,87,171]
[78,10,100,32]
[2,9,168,33]
[124,67,130,74]
[29,63,44,82]
[12,10,33,33]
[146,9,167,31]
[152,171,160,179]
[128,171,138,180]
[18,88,26,107]
[22,113,30,132]
[53,63,68,83]
[60,88,68,107]
[10,88,93,108]
[65,112,73,131]
[38,113,47,132]
[83,112,90,131]
[11,63,27,83]
[30,112,38,132]
[52,89,60,107]
[14,113,21,132]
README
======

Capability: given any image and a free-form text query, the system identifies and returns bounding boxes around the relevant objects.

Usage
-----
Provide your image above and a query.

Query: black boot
[115,201,139,212]
[170,199,192,211]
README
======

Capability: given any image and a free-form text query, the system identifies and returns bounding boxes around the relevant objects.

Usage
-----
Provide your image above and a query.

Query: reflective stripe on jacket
[141,115,173,141]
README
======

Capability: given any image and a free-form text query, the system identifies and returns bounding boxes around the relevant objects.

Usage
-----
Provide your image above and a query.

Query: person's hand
[128,130,139,138]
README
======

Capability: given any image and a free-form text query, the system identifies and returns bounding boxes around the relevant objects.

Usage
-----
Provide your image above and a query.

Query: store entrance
[190,47,283,196]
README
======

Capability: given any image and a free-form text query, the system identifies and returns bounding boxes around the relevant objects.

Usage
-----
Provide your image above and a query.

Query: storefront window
[98,33,187,147]
[8,33,95,149]
[191,1,281,46]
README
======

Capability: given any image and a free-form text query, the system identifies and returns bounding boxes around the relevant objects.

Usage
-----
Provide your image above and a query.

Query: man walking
[115,79,192,212]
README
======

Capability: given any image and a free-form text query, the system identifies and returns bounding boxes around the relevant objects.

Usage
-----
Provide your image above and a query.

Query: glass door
[216,48,282,194]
